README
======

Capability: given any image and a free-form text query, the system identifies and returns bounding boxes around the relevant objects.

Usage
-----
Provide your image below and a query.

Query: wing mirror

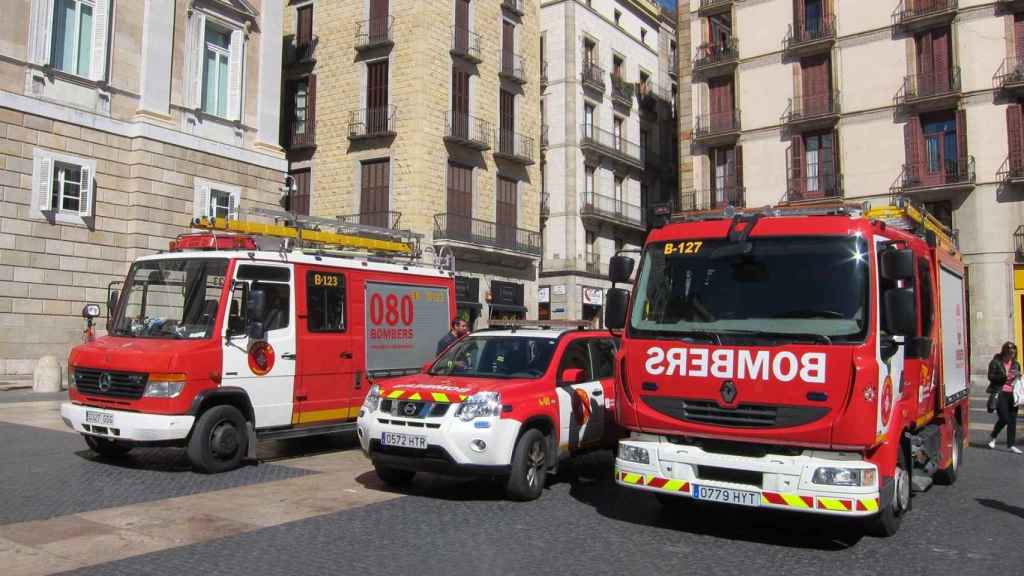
[608,255,635,284]
[880,247,915,281]
[883,287,917,337]
[246,287,267,341]
[81,304,101,319]
[604,288,630,330]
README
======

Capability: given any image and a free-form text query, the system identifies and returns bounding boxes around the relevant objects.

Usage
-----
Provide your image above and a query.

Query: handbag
[1014,377,1024,408]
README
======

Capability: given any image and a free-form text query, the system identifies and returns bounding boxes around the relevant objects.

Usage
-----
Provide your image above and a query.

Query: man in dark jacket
[436,318,468,356]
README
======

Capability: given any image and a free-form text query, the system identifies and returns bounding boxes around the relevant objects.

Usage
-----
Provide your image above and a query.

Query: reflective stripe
[781,494,813,508]
[857,498,879,512]
[407,393,422,401]
[387,390,404,399]
[817,497,852,511]
[431,392,448,402]
[616,470,689,493]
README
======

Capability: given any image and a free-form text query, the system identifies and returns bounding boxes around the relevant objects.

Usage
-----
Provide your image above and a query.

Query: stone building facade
[0,0,286,376]
[282,0,542,328]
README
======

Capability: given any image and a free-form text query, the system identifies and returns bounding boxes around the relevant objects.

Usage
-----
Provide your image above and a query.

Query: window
[613,56,623,80]
[360,159,390,228]
[53,162,85,213]
[614,237,624,254]
[209,189,232,219]
[308,271,346,333]
[237,265,291,332]
[804,132,834,194]
[584,39,596,66]
[189,11,243,121]
[586,230,596,257]
[640,29,647,45]
[295,3,314,59]
[584,103,595,130]
[51,0,93,76]
[203,25,231,117]
[614,10,622,27]
[589,339,616,379]
[32,149,94,221]
[194,179,240,220]
[294,81,308,136]
[585,165,596,196]
[558,341,592,383]
[288,76,316,148]
[613,117,624,149]
[289,169,311,216]
[614,176,624,202]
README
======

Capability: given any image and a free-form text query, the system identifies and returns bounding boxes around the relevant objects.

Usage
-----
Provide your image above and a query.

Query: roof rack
[865,195,959,253]
[485,319,595,331]
[671,199,868,224]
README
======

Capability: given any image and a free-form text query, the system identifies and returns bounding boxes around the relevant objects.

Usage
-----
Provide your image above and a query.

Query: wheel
[83,435,132,457]
[865,443,911,537]
[187,405,247,474]
[374,463,416,486]
[934,422,962,486]
[505,428,548,501]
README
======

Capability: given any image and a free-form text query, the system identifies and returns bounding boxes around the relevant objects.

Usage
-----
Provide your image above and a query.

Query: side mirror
[246,288,266,340]
[608,255,635,284]
[107,290,119,314]
[883,287,917,336]
[880,248,915,281]
[82,304,101,319]
[561,368,586,384]
[247,321,266,341]
[605,288,630,330]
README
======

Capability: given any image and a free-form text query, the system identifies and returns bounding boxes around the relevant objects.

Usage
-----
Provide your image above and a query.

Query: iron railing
[694,39,739,72]
[495,129,535,164]
[895,68,962,106]
[897,156,976,190]
[434,213,542,256]
[580,123,643,163]
[290,108,315,148]
[677,186,745,211]
[694,110,741,139]
[500,51,527,83]
[502,0,525,15]
[582,61,606,92]
[355,16,394,50]
[997,156,1024,183]
[994,57,1024,90]
[585,252,604,275]
[783,92,841,124]
[611,76,635,107]
[445,111,492,149]
[348,106,397,139]
[451,26,483,62]
[698,0,733,15]
[786,173,843,202]
[785,14,836,52]
[893,0,957,27]
[582,191,644,228]
[338,211,402,230]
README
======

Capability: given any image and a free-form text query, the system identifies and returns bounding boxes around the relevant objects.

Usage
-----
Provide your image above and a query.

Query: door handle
[340,351,353,359]
[282,353,297,360]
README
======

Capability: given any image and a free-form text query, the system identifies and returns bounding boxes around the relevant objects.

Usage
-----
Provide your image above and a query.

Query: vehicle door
[909,254,938,423]
[875,237,906,441]
[589,337,617,421]
[555,338,605,451]
[222,263,296,429]
[294,267,357,426]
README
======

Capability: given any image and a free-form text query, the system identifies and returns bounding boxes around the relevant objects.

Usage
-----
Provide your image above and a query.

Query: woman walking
[988,341,1022,453]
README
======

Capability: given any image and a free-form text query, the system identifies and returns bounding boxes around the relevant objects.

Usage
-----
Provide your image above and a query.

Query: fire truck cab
[61,214,455,473]
[607,199,969,536]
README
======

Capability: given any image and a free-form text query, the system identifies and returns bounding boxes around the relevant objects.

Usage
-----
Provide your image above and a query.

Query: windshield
[429,336,558,379]
[630,236,869,343]
[111,258,228,339]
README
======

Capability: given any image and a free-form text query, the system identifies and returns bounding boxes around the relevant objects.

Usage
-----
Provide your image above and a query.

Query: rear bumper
[615,435,882,517]
[60,402,195,444]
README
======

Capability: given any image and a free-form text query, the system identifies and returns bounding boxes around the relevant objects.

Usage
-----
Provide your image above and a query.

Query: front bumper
[357,406,521,476]
[615,435,882,517]
[61,402,195,444]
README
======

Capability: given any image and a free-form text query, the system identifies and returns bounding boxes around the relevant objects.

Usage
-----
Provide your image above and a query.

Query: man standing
[436,318,468,355]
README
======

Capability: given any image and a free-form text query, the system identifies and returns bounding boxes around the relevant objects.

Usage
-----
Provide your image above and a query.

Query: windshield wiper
[675,330,722,345]
[717,329,832,345]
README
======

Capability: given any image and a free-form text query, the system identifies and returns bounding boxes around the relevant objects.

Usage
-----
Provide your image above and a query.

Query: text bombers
[644,346,827,384]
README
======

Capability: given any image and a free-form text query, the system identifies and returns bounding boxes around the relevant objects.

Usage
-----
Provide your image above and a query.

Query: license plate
[85,410,114,426]
[381,432,427,450]
[692,484,760,507]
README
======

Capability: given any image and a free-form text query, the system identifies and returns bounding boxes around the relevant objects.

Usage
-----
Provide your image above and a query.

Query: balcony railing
[1015,225,1024,261]
[611,76,635,108]
[998,156,1024,184]
[580,124,643,167]
[495,129,535,164]
[896,156,976,192]
[639,80,670,107]
[292,36,318,63]
[338,211,403,231]
[581,191,644,229]
[785,15,836,54]
[290,113,315,149]
[582,61,605,92]
[694,39,738,75]
[585,253,604,275]
[994,57,1024,91]
[348,106,397,139]
[355,17,394,51]
[500,51,527,84]
[782,92,841,127]
[698,0,733,16]
[445,111,492,150]
[434,213,542,256]
[451,26,483,63]
[895,68,961,109]
[786,173,844,202]
[893,0,958,30]
[694,110,741,142]
[677,186,745,212]
[502,0,526,16]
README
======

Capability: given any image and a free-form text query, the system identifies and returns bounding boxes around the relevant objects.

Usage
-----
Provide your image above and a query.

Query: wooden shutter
[90,0,109,81]
[793,0,805,40]
[367,61,388,133]
[36,155,53,211]
[933,27,950,92]
[956,108,968,178]
[78,164,93,217]
[801,55,829,113]
[503,19,514,56]
[195,182,211,219]
[447,162,473,237]
[291,169,311,216]
[1009,104,1023,174]
[455,0,470,52]
[307,75,316,143]
[905,116,923,183]
[790,135,804,198]
[297,5,314,53]
[496,177,517,247]
[227,190,238,220]
[360,160,390,227]
[500,90,515,154]
[29,0,54,65]
[227,29,244,121]
[189,12,206,109]
[734,146,744,204]
[832,129,842,196]
[370,0,388,43]
[1016,14,1024,63]
[451,68,469,138]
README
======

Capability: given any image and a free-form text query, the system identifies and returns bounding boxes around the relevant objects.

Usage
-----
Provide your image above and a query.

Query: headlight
[812,466,876,487]
[68,365,76,391]
[618,443,650,465]
[363,384,381,412]
[456,391,502,421]
[143,373,187,398]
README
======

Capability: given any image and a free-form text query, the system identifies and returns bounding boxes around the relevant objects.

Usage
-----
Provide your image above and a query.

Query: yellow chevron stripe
[387,390,404,399]
[408,392,422,401]
[761,494,772,505]
[818,498,847,511]
[781,494,811,508]
[663,479,686,492]
[621,473,642,485]
[431,392,449,402]
[860,498,879,512]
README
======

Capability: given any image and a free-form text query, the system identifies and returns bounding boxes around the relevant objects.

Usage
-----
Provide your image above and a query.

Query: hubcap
[210,420,239,460]
[894,464,910,514]
[525,440,545,488]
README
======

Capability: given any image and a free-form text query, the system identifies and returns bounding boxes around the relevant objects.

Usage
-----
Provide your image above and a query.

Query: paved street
[0,392,1022,576]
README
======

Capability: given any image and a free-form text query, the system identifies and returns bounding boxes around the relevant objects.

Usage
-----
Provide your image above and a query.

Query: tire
[374,463,416,486]
[934,422,962,486]
[506,428,548,501]
[83,435,132,457]
[187,405,247,474]
[865,443,911,537]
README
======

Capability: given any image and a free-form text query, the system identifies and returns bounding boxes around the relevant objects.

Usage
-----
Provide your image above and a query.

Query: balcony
[782,92,841,131]
[338,211,403,231]
[698,0,733,16]
[585,253,604,275]
[994,57,1024,95]
[290,36,318,64]
[894,68,961,113]
[355,17,393,51]
[639,80,670,111]
[445,112,492,151]
[494,129,535,165]
[290,112,315,149]
[693,110,741,146]
[999,0,1024,11]
[610,76,635,109]
[582,61,605,94]
[579,124,644,170]
[893,0,958,33]
[784,15,836,58]
[693,39,739,78]
[581,191,645,231]
[500,51,527,84]
[502,0,526,16]
[451,26,483,63]
[677,186,745,212]
[893,156,976,196]
[348,106,397,140]
[786,173,844,203]
[998,156,1024,185]
[434,213,542,257]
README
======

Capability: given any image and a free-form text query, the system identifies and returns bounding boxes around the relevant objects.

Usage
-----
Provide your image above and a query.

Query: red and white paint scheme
[609,200,969,536]
[357,326,619,500]
[60,229,455,473]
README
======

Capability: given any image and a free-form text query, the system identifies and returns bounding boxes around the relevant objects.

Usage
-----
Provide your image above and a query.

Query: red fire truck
[605,199,969,536]
[60,212,455,473]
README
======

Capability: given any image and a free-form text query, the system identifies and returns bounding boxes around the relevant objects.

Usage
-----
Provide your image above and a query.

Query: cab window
[558,340,592,383]
[589,338,616,379]
[237,265,290,332]
[307,271,346,332]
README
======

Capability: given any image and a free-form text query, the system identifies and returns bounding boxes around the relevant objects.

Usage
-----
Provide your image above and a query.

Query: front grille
[74,368,147,399]
[380,399,451,418]
[696,465,763,488]
[643,396,829,429]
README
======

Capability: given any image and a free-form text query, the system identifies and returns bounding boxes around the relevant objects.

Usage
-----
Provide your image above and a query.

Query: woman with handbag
[987,341,1022,453]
